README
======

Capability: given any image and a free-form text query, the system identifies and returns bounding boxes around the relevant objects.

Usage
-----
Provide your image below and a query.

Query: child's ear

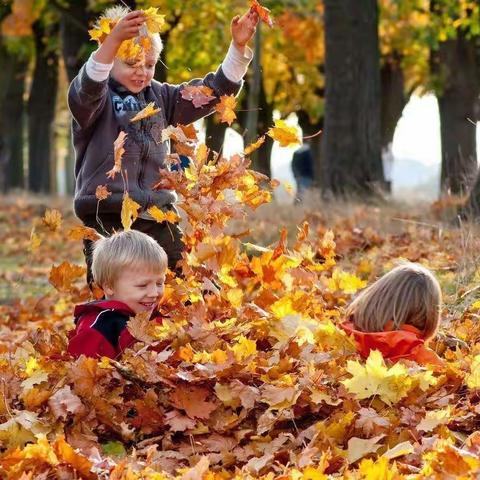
[103,283,115,297]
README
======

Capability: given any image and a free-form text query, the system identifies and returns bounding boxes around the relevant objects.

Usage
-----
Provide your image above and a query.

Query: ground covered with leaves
[2,154,480,479]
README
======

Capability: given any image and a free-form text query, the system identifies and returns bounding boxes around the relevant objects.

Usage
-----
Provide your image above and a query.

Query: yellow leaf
[29,227,41,252]
[466,354,480,389]
[267,119,301,147]
[147,205,180,224]
[130,102,161,123]
[231,335,257,361]
[417,407,451,432]
[42,209,62,231]
[244,135,265,155]
[215,95,237,126]
[117,39,142,61]
[342,350,411,405]
[121,193,141,231]
[382,441,414,460]
[357,456,398,479]
[143,7,165,33]
[24,357,39,376]
[226,288,243,308]
[327,268,367,294]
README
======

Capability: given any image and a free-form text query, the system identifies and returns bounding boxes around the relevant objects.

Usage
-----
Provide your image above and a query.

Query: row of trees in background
[2,0,480,215]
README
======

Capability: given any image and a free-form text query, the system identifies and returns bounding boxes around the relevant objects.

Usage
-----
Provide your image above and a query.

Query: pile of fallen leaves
[2,7,480,472]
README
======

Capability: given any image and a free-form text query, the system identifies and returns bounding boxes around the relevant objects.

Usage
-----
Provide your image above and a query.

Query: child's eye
[137,284,147,288]
[156,282,164,287]
[146,64,155,69]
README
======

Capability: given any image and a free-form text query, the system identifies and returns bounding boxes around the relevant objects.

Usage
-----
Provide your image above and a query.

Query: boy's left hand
[231,9,259,51]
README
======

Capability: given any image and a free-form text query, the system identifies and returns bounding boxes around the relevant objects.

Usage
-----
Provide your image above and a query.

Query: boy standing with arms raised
[69,6,259,283]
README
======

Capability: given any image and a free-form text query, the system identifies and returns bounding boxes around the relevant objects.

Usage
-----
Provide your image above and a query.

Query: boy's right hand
[93,10,146,64]
[109,11,146,44]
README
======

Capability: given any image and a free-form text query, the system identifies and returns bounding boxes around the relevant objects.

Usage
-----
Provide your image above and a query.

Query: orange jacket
[341,321,444,366]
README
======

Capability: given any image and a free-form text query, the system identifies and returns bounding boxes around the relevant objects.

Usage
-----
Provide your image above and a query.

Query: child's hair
[345,262,441,339]
[102,5,163,57]
[92,230,168,287]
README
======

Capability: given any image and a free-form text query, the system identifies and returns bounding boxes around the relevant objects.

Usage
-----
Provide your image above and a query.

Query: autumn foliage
[2,123,480,479]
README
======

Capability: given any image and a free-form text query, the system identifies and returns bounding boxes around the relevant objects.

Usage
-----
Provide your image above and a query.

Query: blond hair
[345,262,442,339]
[92,230,167,288]
[102,5,163,56]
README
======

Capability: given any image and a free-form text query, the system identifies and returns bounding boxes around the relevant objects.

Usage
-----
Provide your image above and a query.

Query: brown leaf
[180,85,216,108]
[250,0,274,27]
[169,386,217,419]
[67,225,101,242]
[127,311,157,344]
[107,131,127,179]
[164,410,196,432]
[95,185,111,201]
[48,386,84,420]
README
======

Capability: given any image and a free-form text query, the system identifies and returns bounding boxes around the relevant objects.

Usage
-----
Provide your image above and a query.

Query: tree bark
[321,0,383,196]
[60,0,95,194]
[0,43,28,191]
[28,21,59,193]
[432,34,479,195]
[204,115,227,153]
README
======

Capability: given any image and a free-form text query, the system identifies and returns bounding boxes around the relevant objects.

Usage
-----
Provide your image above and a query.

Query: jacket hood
[73,300,134,324]
[341,320,426,362]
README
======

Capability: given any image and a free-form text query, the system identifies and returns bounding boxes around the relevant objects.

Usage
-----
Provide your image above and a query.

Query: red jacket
[67,300,162,359]
[341,321,444,366]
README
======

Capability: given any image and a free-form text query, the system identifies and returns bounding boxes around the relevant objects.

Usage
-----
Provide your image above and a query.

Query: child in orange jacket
[341,262,444,366]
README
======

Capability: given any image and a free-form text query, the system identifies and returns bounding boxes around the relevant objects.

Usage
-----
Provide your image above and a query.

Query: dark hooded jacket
[68,65,243,221]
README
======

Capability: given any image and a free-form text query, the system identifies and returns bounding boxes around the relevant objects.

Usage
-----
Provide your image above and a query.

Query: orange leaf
[107,131,127,179]
[244,135,266,155]
[54,436,96,480]
[42,209,62,232]
[147,205,180,224]
[67,226,101,242]
[49,261,86,293]
[169,386,217,419]
[130,102,161,123]
[120,193,141,231]
[267,119,301,147]
[215,95,237,126]
[180,85,216,108]
[95,185,111,201]
[250,0,274,28]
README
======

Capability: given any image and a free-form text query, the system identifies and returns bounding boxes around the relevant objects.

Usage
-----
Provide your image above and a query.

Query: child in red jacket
[341,262,444,366]
[68,230,167,359]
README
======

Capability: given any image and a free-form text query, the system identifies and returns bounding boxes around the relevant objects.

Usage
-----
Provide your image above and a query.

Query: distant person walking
[291,143,314,201]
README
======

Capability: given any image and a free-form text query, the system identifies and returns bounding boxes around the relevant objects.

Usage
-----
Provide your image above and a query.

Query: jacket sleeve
[68,64,109,131]
[160,66,243,127]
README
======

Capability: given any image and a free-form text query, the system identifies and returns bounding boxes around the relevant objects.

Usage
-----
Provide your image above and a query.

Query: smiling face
[111,51,159,94]
[103,265,166,314]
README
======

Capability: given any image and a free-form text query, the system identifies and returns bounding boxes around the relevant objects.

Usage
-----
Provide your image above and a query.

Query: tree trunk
[28,21,59,193]
[0,43,28,191]
[204,115,227,153]
[380,58,408,192]
[432,34,479,195]
[321,0,383,196]
[60,0,95,194]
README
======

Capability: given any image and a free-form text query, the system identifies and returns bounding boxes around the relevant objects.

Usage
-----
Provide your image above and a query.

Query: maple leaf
[347,435,385,464]
[130,102,161,123]
[327,268,367,294]
[117,39,143,61]
[355,407,390,436]
[147,205,180,224]
[120,193,140,230]
[107,130,127,179]
[180,85,216,108]
[67,225,101,241]
[48,386,84,420]
[342,350,412,405]
[215,95,237,126]
[466,354,480,389]
[169,386,217,419]
[143,7,165,33]
[382,441,415,460]
[164,410,196,432]
[244,135,266,155]
[89,17,113,43]
[250,0,274,28]
[29,226,41,252]
[49,261,86,293]
[54,436,96,480]
[417,407,451,432]
[42,209,62,232]
[267,119,301,147]
[127,311,157,344]
[95,184,111,201]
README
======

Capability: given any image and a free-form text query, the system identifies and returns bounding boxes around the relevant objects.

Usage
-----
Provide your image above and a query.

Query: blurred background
[1,0,480,210]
